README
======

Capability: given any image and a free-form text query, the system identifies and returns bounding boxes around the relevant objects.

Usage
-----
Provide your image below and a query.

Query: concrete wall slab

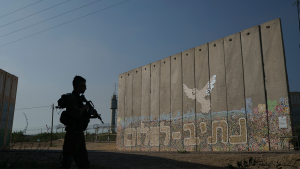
[4,75,17,147]
[117,73,126,151]
[150,61,160,151]
[224,32,248,151]
[182,48,196,151]
[132,67,142,151]
[241,25,269,151]
[0,69,6,148]
[0,72,11,148]
[170,53,183,151]
[159,57,171,151]
[195,43,212,151]
[124,70,133,150]
[260,18,292,150]
[141,64,151,151]
[209,38,229,151]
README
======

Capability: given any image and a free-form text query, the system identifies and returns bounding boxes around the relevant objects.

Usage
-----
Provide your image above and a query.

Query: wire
[293,0,300,36]
[0,0,71,29]
[15,105,52,110]
[0,0,102,38]
[0,0,130,48]
[0,0,43,19]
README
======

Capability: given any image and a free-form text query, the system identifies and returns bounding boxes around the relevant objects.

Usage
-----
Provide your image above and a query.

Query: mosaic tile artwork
[268,97,292,151]
[159,112,171,151]
[170,112,183,151]
[196,112,212,151]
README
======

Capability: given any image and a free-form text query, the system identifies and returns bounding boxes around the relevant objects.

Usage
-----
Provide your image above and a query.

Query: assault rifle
[80,95,104,124]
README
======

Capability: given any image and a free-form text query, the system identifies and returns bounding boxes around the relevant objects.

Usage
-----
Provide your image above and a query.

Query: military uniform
[60,91,90,169]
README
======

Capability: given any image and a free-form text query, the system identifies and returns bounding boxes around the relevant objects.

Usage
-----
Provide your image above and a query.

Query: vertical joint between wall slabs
[140,71,143,152]
[208,43,213,152]
[169,57,171,151]
[223,39,230,151]
[158,64,161,152]
[259,25,271,151]
[181,52,184,150]
[240,32,250,151]
[194,48,197,151]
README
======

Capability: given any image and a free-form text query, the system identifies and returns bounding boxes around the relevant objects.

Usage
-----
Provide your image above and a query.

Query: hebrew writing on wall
[116,18,292,151]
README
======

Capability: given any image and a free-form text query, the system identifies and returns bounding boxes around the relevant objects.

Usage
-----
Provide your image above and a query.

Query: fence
[12,124,116,142]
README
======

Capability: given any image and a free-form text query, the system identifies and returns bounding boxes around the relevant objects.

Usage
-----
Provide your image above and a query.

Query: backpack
[57,93,72,109]
[60,110,70,126]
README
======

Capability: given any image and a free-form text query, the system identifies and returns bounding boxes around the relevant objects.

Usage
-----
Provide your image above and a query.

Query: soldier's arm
[66,95,85,118]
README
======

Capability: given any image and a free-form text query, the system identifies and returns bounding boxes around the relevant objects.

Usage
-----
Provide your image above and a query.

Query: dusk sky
[0,0,299,133]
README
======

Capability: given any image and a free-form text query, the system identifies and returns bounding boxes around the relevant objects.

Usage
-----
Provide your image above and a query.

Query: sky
[0,0,299,133]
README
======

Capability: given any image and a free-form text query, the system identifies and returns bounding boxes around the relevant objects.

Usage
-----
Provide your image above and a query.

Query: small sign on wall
[279,116,288,129]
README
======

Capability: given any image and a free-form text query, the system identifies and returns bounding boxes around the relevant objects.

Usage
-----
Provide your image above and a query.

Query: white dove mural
[183,75,216,113]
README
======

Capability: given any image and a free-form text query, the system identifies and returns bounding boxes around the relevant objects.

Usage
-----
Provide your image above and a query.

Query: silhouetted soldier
[59,76,97,169]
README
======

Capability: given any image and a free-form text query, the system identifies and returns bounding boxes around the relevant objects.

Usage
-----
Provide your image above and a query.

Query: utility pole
[293,0,300,49]
[293,0,300,34]
[50,104,54,147]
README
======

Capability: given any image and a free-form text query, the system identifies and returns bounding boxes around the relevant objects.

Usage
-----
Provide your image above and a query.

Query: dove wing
[183,84,195,100]
[206,75,216,96]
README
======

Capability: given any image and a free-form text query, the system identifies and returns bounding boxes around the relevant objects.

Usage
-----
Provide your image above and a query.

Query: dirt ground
[9,140,300,169]
[10,139,117,151]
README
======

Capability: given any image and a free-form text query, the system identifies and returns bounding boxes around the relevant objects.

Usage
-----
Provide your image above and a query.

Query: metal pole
[108,126,110,142]
[50,104,54,147]
[94,129,96,143]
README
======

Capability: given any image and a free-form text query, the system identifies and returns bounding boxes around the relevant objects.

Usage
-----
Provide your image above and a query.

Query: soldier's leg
[59,131,78,168]
[74,133,90,169]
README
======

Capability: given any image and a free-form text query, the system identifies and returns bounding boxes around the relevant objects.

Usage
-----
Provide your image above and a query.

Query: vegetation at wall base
[11,130,116,143]
[177,150,188,153]
[227,157,257,169]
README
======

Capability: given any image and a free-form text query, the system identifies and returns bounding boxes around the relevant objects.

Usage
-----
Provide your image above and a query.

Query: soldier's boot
[76,160,90,169]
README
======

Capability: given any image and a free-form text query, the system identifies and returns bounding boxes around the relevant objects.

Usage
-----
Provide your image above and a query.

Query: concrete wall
[0,69,18,148]
[117,18,292,151]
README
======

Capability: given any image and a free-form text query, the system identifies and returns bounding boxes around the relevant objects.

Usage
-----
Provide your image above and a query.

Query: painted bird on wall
[183,75,216,113]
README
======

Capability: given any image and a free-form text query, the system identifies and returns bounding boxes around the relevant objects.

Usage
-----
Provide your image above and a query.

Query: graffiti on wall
[117,97,291,151]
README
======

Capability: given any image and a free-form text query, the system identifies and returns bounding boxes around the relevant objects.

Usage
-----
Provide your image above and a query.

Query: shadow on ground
[88,151,226,169]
